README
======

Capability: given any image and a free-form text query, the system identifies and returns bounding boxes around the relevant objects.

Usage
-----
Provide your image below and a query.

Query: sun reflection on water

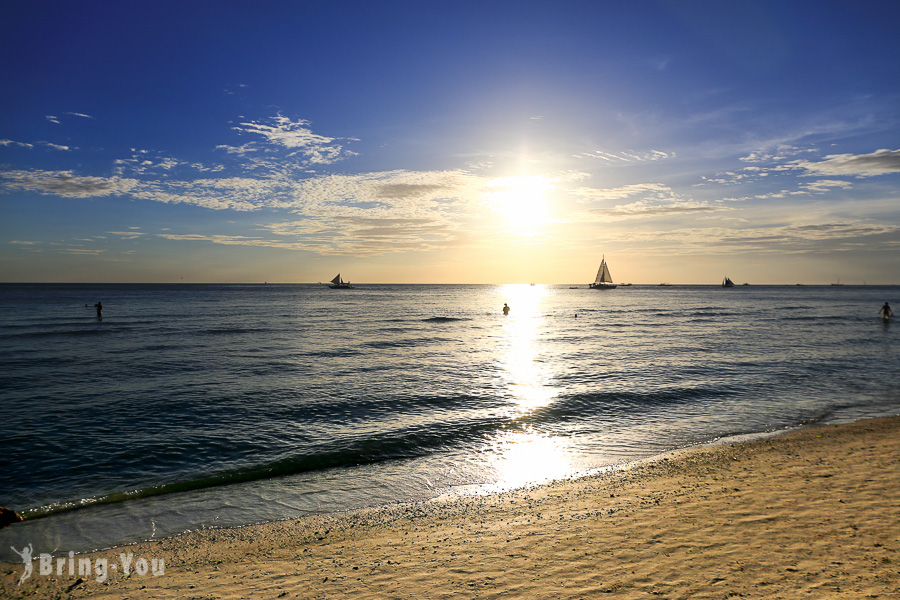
[486,430,573,490]
[497,283,557,412]
[487,284,572,487]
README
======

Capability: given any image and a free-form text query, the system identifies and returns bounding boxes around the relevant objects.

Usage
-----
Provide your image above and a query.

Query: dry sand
[3,416,899,599]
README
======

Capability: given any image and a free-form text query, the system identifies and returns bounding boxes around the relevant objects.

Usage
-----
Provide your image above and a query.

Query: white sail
[594,259,613,284]
[589,256,617,289]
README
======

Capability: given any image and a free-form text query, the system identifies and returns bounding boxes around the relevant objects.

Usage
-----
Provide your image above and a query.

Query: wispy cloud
[739,144,817,163]
[263,170,482,254]
[790,149,900,177]
[800,179,854,193]
[128,179,278,211]
[223,84,248,96]
[712,221,900,253]
[575,149,674,163]
[39,142,71,151]
[592,202,729,219]
[0,163,483,219]
[573,183,670,201]
[570,182,728,220]
[219,115,358,167]
[260,215,468,256]
[114,150,226,176]
[157,233,267,246]
[2,139,71,151]
[1,139,34,149]
[46,112,95,122]
[108,231,148,240]
[0,170,139,198]
[0,163,491,256]
[607,220,900,256]
[61,247,105,255]
[135,169,486,255]
[155,226,467,257]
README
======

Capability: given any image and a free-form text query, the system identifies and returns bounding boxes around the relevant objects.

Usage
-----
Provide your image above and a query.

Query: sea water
[0,283,897,558]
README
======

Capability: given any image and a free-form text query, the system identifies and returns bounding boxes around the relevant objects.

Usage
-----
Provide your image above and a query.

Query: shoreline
[4,415,899,598]
[0,418,828,560]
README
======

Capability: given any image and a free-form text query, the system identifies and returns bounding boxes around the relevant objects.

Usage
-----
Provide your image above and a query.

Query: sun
[484,175,553,234]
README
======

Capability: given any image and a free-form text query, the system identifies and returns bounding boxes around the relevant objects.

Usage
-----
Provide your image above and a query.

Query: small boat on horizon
[722,276,735,288]
[327,274,354,289]
[589,257,617,290]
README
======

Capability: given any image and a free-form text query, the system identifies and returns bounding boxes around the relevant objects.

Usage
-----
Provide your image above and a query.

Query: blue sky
[2,0,899,283]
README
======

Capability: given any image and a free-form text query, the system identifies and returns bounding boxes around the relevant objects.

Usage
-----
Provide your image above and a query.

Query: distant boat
[831,278,844,286]
[722,276,735,288]
[589,257,617,290]
[658,283,672,287]
[327,273,354,289]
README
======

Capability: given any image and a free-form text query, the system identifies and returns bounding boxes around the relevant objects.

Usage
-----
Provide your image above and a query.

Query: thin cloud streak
[791,149,900,177]
[0,170,139,198]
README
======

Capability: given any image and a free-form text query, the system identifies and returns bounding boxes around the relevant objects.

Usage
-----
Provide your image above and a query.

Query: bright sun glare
[485,175,552,234]
[498,283,557,412]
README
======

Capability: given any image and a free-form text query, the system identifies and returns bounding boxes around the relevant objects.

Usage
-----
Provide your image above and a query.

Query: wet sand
[3,416,899,599]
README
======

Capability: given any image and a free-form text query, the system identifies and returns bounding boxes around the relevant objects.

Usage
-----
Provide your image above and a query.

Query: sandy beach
[3,416,899,599]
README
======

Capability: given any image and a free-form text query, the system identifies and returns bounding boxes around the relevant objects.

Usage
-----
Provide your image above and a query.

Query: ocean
[1,282,897,560]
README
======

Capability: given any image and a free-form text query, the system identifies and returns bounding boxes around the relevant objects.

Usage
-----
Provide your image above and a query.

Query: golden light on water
[488,430,573,489]
[488,284,572,487]
[484,175,553,235]
[497,283,556,412]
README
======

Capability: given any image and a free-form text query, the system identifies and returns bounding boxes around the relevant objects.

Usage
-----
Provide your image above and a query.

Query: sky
[2,0,899,284]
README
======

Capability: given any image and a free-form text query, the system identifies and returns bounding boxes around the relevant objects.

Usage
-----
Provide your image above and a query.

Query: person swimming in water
[502,303,510,315]
[95,301,103,318]
[880,302,893,320]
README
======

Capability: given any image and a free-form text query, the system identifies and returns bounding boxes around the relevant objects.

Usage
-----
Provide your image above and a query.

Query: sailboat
[722,276,735,288]
[589,257,617,289]
[327,274,353,289]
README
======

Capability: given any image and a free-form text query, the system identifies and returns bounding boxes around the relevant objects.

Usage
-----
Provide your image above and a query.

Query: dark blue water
[1,283,897,558]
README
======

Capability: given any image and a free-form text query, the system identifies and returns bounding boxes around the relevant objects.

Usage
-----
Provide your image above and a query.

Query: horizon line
[2,281,898,287]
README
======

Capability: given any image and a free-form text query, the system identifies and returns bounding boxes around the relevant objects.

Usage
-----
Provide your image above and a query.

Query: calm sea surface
[1,283,897,558]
